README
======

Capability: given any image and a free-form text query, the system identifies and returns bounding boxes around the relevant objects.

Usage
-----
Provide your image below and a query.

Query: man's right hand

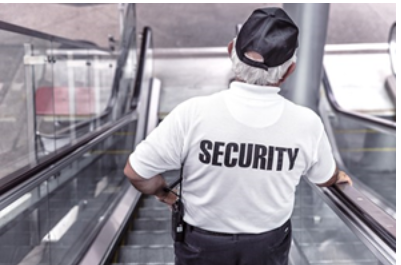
[336,170,353,186]
[317,168,353,187]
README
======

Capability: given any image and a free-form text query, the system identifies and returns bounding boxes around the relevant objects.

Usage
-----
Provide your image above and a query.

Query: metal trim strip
[0,112,138,210]
[78,185,141,265]
[0,21,109,51]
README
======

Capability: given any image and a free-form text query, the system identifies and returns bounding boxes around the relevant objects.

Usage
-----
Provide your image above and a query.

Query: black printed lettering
[267,146,275,170]
[287,148,299,170]
[198,139,300,172]
[275,147,287,171]
[252,144,267,169]
[239,143,253,168]
[212,142,225,166]
[199,140,213,164]
[224,143,238,167]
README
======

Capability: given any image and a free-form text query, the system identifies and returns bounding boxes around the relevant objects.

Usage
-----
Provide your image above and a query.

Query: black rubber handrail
[36,25,132,139]
[0,20,115,139]
[0,7,140,194]
[322,70,396,252]
[330,185,396,250]
[322,69,396,132]
[0,21,109,51]
[36,111,110,139]
[0,112,137,196]
[84,26,155,265]
[0,4,138,140]
[130,26,153,109]
[0,23,151,197]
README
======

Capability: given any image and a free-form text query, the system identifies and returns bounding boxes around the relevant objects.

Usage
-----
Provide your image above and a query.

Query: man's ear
[280,62,296,83]
[228,41,234,57]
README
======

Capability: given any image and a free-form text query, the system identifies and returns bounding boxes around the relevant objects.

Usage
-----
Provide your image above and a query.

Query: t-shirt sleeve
[305,126,336,184]
[128,102,188,179]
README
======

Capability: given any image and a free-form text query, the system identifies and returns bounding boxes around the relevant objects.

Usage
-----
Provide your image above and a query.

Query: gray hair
[231,38,297,86]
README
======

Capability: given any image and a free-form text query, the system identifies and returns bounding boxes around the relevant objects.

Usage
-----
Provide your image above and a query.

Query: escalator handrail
[79,27,156,265]
[0,111,137,198]
[0,23,153,265]
[318,88,396,258]
[329,184,396,249]
[103,4,138,120]
[2,4,136,140]
[308,178,396,265]
[322,69,396,133]
[35,26,135,139]
[130,26,153,109]
[322,67,396,239]
[0,21,115,140]
[0,20,109,51]
[0,6,139,193]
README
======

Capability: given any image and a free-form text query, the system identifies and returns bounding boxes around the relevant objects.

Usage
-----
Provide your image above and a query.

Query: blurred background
[0,3,395,47]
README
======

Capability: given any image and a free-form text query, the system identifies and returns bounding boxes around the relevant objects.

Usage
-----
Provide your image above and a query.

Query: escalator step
[142,198,164,208]
[119,246,174,263]
[127,231,173,245]
[138,208,170,219]
[0,246,32,263]
[132,219,170,231]
[110,262,175,265]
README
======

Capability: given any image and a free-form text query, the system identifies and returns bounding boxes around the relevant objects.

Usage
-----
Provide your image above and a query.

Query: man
[124,7,352,265]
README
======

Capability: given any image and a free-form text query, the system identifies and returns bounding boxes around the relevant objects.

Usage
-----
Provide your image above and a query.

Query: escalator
[0,13,396,265]
[112,184,176,264]
[100,30,395,265]
[322,69,396,217]
[0,4,142,265]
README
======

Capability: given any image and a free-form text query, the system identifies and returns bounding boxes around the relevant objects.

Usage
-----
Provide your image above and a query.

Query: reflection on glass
[330,115,396,210]
[0,25,137,182]
[0,30,52,180]
[36,45,116,155]
[0,121,136,264]
[292,179,382,264]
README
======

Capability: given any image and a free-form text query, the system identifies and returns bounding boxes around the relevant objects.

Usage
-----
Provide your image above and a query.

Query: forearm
[123,161,167,197]
[128,174,167,196]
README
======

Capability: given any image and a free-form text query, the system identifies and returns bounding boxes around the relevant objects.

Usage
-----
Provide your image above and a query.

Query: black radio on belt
[168,165,185,242]
[171,196,185,242]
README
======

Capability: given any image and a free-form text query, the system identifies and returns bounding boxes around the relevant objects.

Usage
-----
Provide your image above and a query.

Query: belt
[186,219,291,237]
[187,224,236,237]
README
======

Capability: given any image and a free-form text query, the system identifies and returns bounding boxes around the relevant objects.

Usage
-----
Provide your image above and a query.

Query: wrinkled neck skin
[234,77,281,87]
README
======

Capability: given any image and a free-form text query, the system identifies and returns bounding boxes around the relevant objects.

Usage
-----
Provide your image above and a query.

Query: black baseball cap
[236,7,299,71]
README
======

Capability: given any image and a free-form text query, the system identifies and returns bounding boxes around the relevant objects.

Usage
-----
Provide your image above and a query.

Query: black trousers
[175,219,292,265]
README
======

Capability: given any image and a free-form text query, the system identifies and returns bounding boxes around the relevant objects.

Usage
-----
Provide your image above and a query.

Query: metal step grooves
[115,196,174,264]
[112,174,177,265]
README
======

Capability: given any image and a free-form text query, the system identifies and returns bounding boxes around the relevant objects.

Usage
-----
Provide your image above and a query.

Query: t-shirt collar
[229,81,281,99]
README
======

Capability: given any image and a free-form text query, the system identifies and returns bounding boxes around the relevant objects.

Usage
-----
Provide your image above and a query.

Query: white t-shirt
[130,81,336,233]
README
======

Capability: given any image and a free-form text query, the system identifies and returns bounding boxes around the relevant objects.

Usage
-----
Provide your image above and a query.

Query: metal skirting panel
[78,186,141,265]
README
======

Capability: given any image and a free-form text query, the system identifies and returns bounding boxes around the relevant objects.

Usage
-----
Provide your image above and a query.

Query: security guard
[124,7,352,265]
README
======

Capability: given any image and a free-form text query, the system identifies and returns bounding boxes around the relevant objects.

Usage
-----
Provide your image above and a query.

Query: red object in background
[35,87,96,116]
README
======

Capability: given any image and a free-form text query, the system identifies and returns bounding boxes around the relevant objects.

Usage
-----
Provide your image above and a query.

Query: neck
[235,78,281,87]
